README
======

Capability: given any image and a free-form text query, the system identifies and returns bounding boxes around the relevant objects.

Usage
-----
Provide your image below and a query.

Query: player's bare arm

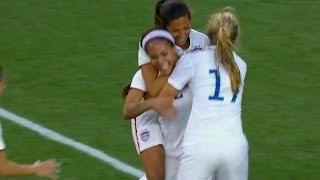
[123,88,154,119]
[0,150,59,179]
[145,74,169,99]
[152,83,179,119]
[140,63,158,96]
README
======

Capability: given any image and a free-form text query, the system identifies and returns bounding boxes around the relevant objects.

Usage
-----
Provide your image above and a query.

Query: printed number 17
[209,69,238,103]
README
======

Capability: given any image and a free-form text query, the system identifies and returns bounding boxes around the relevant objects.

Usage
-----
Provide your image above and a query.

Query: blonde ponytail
[207,10,241,93]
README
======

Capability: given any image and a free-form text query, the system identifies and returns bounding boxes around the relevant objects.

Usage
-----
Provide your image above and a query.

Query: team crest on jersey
[140,129,150,142]
[191,46,203,52]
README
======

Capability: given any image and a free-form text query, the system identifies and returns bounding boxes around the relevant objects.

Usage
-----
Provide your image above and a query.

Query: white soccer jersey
[158,85,192,157]
[131,69,192,180]
[130,69,146,92]
[185,29,210,53]
[0,124,6,150]
[130,70,192,158]
[168,46,247,146]
[138,29,210,66]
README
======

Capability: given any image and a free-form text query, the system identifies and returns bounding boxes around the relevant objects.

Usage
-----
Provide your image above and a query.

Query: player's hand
[33,159,60,180]
[152,97,177,120]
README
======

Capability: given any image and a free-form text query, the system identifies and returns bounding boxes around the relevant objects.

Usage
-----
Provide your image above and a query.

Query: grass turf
[0,0,319,179]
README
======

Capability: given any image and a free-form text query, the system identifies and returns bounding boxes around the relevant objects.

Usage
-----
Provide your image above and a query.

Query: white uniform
[159,85,192,180]
[168,46,249,180]
[131,69,192,180]
[0,124,6,150]
[138,29,210,66]
[136,29,210,180]
[130,70,164,154]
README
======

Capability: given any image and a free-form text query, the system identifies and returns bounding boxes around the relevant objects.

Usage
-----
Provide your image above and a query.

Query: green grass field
[0,0,319,179]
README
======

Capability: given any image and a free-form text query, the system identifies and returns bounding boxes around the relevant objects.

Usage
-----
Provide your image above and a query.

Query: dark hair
[155,0,191,27]
[122,84,131,99]
[140,27,175,52]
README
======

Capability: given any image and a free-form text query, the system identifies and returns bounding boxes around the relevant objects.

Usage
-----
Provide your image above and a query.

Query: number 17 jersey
[168,46,248,146]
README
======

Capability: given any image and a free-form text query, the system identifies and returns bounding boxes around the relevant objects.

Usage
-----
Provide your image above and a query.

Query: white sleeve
[138,45,150,66]
[130,70,146,92]
[168,54,193,91]
[0,124,6,150]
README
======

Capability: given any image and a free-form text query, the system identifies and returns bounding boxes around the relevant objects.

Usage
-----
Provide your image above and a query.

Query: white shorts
[0,124,5,150]
[177,137,249,180]
[131,111,163,154]
[138,155,214,180]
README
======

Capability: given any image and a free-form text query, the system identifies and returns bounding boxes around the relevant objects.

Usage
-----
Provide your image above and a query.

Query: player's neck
[180,38,190,50]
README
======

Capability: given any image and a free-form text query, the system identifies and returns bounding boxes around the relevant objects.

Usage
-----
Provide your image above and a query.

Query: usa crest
[140,129,150,142]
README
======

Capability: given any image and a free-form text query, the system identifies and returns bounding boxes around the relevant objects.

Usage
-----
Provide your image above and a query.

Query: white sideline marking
[0,108,144,178]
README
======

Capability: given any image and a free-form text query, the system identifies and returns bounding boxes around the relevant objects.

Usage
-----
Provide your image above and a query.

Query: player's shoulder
[190,29,208,39]
[131,69,146,92]
[189,45,212,55]
[188,29,210,52]
[176,52,194,68]
[183,47,213,64]
[133,69,142,78]
[190,29,210,44]
[131,69,143,85]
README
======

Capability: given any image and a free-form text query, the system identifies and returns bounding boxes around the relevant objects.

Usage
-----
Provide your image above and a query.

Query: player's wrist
[30,161,41,175]
[20,164,37,175]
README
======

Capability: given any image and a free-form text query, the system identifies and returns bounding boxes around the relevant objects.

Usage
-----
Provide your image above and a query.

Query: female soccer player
[0,66,60,179]
[151,10,249,180]
[124,0,209,179]
[140,0,209,94]
[123,28,190,180]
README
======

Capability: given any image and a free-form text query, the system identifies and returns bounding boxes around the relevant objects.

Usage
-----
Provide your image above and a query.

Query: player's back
[183,46,247,146]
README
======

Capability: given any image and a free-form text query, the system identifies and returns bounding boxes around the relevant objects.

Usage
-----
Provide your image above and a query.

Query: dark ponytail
[122,84,131,99]
[154,0,191,27]
[155,0,167,27]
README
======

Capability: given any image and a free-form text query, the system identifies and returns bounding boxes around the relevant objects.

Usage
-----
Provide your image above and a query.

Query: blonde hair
[206,8,240,93]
